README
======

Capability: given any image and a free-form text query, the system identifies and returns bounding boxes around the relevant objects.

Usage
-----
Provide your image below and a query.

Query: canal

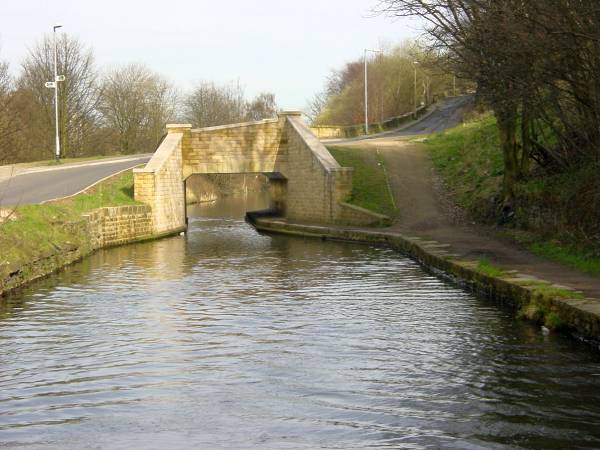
[1,195,600,449]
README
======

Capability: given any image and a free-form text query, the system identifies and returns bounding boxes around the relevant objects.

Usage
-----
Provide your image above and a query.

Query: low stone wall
[1,204,168,298]
[337,202,391,227]
[253,218,600,346]
[83,205,153,249]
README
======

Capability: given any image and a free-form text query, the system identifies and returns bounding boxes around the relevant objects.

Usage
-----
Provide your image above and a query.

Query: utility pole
[46,24,64,162]
[364,48,382,135]
[413,61,419,117]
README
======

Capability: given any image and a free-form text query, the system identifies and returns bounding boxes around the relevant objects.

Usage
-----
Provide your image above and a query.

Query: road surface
[0,155,151,206]
[323,95,473,144]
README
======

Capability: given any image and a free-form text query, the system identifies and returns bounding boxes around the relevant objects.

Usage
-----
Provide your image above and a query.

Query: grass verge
[477,259,506,277]
[41,154,128,167]
[499,229,600,277]
[424,112,503,216]
[0,171,137,281]
[425,112,600,278]
[328,145,398,218]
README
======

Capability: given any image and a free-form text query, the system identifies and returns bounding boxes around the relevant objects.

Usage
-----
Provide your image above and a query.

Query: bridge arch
[133,112,386,235]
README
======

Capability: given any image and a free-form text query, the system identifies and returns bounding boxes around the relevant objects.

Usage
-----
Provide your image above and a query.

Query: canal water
[1,195,600,450]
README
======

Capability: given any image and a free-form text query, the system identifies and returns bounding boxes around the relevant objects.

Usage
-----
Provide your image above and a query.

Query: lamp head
[53,24,63,31]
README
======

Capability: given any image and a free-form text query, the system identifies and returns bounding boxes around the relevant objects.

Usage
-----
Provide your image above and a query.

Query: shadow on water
[0,192,600,449]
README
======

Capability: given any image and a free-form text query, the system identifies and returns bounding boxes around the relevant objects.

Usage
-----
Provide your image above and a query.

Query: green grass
[516,279,583,331]
[328,145,398,218]
[530,283,584,300]
[499,229,600,277]
[426,112,600,278]
[477,259,506,277]
[425,112,503,217]
[529,241,600,277]
[0,171,137,279]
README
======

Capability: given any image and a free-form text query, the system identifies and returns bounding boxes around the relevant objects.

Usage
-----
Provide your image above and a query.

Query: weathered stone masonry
[0,204,157,297]
[83,205,153,249]
[134,112,387,235]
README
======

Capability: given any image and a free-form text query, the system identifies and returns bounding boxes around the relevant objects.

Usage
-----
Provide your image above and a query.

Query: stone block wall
[134,125,188,234]
[277,113,352,223]
[134,115,387,232]
[184,120,282,177]
[83,205,153,249]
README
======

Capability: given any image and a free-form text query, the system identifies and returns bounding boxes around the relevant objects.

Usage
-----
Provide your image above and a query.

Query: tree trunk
[495,108,519,211]
[520,100,531,176]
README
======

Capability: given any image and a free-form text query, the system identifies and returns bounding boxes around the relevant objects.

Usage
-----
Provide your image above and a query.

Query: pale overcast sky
[0,0,419,110]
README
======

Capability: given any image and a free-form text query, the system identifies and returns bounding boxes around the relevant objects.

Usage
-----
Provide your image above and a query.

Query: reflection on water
[1,195,600,449]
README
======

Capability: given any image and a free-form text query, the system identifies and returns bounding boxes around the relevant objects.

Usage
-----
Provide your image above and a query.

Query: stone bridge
[133,112,386,235]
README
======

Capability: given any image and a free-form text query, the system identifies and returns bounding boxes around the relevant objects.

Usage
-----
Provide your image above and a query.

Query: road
[0,155,151,206]
[322,95,473,144]
[0,97,471,207]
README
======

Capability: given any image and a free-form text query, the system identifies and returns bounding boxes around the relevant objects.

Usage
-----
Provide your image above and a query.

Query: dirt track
[334,136,600,302]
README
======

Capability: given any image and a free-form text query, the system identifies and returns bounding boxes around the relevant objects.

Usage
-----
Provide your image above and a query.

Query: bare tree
[305,91,328,124]
[98,64,177,153]
[246,92,277,121]
[18,34,99,159]
[184,81,247,127]
[312,41,451,126]
[183,82,278,127]
[0,59,18,164]
[375,0,600,210]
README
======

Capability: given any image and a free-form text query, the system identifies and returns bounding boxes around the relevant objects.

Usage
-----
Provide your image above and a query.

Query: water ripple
[0,197,599,449]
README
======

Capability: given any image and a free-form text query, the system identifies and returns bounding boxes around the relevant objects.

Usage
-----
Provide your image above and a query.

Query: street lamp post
[51,24,63,161]
[364,48,382,135]
[413,61,419,117]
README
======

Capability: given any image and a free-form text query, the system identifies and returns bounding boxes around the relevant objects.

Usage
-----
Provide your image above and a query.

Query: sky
[0,0,420,110]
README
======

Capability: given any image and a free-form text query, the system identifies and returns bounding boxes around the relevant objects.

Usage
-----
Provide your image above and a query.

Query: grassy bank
[425,112,503,214]
[328,146,398,218]
[0,171,137,285]
[425,113,600,277]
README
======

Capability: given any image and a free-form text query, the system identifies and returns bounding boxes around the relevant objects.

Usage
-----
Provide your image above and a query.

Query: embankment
[0,171,178,297]
[427,112,600,276]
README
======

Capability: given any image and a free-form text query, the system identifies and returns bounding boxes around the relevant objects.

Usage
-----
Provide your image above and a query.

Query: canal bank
[250,216,600,348]
[0,170,183,298]
[2,196,600,449]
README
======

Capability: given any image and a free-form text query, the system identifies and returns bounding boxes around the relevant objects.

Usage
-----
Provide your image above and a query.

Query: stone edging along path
[251,217,600,349]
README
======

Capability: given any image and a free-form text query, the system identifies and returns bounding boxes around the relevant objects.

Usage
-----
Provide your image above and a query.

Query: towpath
[331,136,600,301]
